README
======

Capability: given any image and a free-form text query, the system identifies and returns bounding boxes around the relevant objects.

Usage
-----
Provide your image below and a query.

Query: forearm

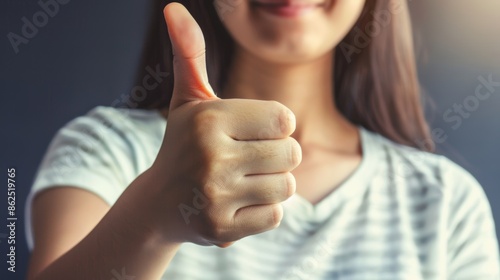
[31,170,181,280]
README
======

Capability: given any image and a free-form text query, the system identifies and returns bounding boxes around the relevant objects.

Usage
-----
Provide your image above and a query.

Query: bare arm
[28,169,181,280]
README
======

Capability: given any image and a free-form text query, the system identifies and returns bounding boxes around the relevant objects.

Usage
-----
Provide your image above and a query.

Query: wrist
[113,167,185,248]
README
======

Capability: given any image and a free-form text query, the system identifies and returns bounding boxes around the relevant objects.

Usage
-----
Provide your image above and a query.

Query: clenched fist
[149,3,302,248]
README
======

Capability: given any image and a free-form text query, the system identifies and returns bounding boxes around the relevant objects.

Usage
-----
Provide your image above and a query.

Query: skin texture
[28,1,366,279]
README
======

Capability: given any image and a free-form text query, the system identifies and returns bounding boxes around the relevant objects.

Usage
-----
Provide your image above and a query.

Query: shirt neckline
[282,126,382,221]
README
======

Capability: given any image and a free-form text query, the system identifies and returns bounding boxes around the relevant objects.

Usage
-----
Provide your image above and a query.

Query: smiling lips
[251,0,325,17]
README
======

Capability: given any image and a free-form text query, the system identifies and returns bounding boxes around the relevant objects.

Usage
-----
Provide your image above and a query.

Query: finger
[234,138,302,175]
[235,172,295,207]
[232,204,284,238]
[163,3,217,110]
[213,99,296,140]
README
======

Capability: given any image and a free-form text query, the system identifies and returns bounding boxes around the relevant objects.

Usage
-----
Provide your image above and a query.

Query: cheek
[216,0,366,62]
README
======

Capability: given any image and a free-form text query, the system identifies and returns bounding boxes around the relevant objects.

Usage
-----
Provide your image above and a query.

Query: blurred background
[1,0,500,278]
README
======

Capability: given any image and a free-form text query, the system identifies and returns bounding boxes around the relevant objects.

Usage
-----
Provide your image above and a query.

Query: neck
[220,47,359,152]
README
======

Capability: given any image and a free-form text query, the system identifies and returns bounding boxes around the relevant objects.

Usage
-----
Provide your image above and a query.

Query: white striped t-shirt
[25,106,500,279]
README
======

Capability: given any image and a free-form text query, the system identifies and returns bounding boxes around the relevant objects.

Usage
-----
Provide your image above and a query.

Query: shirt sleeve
[25,106,134,250]
[443,158,500,279]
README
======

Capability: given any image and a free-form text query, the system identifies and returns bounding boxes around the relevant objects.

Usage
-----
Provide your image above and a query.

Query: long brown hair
[133,0,434,151]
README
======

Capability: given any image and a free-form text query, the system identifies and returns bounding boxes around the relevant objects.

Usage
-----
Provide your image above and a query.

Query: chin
[242,34,337,65]
[260,47,333,65]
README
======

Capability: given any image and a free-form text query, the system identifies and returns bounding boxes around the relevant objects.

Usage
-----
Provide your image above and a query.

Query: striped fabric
[25,106,500,279]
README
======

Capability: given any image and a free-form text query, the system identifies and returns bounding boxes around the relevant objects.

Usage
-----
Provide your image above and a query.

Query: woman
[26,0,499,279]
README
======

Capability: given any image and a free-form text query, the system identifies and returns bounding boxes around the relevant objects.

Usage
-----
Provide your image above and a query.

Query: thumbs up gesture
[151,3,302,248]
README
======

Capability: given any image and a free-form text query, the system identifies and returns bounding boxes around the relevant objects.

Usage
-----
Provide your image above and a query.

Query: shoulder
[57,105,165,160]
[363,128,484,198]
[64,106,165,138]
[365,129,499,275]
[52,106,166,154]
[34,106,166,196]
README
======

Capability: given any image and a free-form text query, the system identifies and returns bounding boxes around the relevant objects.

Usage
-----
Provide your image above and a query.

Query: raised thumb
[163,3,217,110]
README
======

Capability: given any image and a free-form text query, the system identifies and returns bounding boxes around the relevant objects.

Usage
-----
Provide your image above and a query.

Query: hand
[150,3,302,248]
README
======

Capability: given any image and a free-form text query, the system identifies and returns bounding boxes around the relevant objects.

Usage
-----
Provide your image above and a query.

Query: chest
[165,222,443,280]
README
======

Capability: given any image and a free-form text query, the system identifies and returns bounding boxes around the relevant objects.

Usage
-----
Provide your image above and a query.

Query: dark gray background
[1,0,499,279]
